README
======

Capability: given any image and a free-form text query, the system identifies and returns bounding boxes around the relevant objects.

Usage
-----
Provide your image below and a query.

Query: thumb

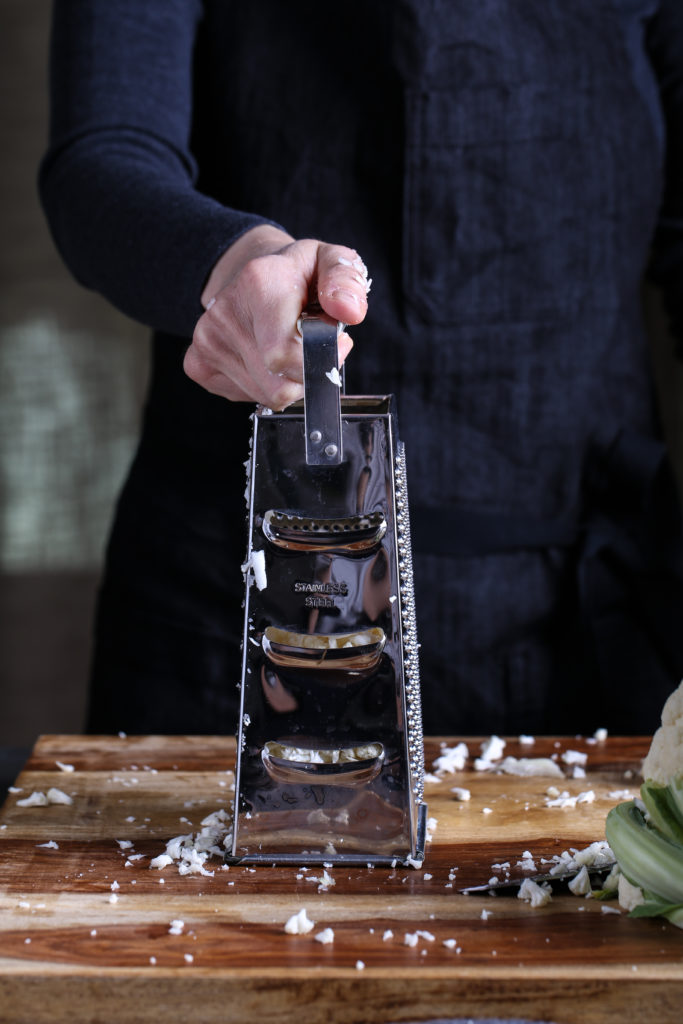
[315,242,371,325]
[283,239,370,325]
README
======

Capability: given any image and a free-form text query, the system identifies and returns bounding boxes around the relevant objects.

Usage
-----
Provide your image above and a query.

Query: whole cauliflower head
[641,680,683,784]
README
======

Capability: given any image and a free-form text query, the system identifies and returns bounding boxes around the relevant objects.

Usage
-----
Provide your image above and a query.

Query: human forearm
[38,0,280,337]
[39,131,278,337]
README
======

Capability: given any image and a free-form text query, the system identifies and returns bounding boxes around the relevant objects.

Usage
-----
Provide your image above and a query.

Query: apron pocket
[402,81,608,326]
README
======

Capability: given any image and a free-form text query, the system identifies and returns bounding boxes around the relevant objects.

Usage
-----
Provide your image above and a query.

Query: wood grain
[0,733,681,1024]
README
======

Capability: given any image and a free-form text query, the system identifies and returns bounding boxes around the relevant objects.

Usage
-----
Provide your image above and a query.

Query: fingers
[337,330,354,367]
[186,279,305,409]
[317,244,371,325]
[185,236,369,409]
[285,240,371,325]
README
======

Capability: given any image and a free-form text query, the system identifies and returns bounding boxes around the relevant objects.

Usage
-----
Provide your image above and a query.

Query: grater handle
[300,308,343,465]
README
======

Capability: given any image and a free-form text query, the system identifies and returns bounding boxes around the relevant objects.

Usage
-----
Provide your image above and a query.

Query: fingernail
[328,287,362,307]
[205,296,216,310]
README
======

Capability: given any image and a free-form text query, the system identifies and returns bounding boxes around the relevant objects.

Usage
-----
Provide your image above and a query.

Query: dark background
[0,0,148,777]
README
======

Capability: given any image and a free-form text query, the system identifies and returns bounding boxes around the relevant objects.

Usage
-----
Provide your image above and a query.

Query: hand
[183,225,370,409]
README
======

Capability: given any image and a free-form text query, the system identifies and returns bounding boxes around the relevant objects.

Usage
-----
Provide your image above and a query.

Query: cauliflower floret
[617,873,645,912]
[662,681,683,727]
[642,680,683,784]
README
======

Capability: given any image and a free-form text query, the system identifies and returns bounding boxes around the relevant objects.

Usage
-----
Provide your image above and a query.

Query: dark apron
[410,429,683,735]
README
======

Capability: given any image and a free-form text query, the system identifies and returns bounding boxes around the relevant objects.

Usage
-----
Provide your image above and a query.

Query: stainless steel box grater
[228,312,427,866]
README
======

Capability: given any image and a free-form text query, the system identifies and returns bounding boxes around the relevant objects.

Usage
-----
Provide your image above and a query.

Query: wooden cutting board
[0,734,681,1024]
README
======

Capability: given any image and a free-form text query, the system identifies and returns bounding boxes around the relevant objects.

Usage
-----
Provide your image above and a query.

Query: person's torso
[161,0,668,516]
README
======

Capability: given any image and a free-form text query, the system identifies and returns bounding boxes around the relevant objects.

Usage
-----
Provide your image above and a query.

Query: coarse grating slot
[262,626,386,671]
[261,740,385,785]
[262,509,387,553]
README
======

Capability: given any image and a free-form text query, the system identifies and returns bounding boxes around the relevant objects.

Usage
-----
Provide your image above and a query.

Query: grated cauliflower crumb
[496,756,563,778]
[567,865,592,896]
[451,787,471,801]
[16,792,49,807]
[284,908,314,935]
[518,877,552,908]
[561,750,588,767]
[618,873,645,912]
[432,742,469,774]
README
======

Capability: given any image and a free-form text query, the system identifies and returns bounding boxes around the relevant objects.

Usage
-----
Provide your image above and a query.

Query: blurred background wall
[1,1,682,757]
[1,0,148,751]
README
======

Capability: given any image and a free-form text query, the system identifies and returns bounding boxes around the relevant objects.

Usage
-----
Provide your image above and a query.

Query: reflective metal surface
[262,508,387,554]
[229,395,426,866]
